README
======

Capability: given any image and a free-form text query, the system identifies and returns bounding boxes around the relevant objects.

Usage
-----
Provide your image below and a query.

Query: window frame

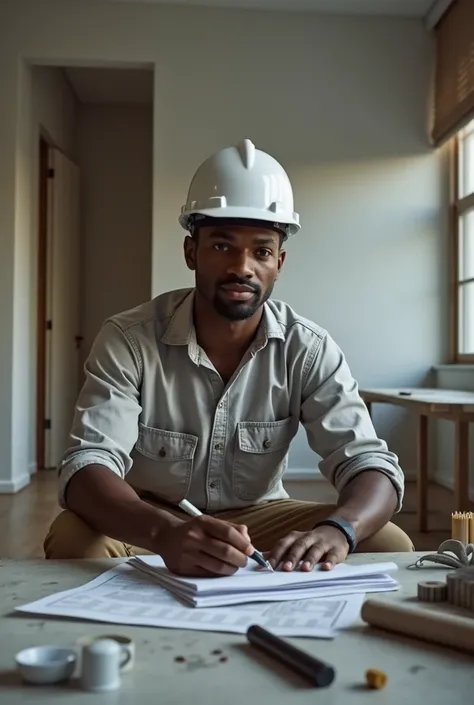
[451,124,474,363]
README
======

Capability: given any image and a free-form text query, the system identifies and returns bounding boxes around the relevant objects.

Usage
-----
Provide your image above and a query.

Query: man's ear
[276,249,286,277]
[184,235,197,271]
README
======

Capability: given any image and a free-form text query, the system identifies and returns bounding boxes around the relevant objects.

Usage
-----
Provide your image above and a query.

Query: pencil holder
[452,512,474,545]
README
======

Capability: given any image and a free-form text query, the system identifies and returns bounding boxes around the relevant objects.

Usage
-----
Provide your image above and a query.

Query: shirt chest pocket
[134,423,198,503]
[233,417,296,501]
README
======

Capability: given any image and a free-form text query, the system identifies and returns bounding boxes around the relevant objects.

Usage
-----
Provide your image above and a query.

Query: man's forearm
[332,470,398,541]
[65,465,182,552]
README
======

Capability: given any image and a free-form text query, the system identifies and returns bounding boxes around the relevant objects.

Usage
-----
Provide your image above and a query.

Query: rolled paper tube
[361,599,474,656]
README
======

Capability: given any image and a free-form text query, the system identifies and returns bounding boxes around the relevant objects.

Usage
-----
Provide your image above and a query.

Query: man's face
[184,224,286,321]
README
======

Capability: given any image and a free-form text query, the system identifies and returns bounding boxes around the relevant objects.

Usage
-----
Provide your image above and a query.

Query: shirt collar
[161,289,285,347]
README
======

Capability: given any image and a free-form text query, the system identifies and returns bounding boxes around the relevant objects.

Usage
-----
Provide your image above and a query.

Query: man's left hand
[267,525,350,572]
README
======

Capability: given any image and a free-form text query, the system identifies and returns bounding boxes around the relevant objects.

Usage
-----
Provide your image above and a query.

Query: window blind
[432,0,474,145]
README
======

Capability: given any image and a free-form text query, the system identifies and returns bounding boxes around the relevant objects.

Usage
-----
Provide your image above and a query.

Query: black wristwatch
[314,517,358,553]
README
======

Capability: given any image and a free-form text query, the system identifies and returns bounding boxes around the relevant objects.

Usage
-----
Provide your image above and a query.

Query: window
[454,119,474,360]
[432,0,474,361]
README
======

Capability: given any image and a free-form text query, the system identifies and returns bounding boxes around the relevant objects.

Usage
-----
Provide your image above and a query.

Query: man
[44,139,412,573]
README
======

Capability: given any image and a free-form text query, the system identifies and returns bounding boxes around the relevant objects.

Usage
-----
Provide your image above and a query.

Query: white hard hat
[179,139,300,238]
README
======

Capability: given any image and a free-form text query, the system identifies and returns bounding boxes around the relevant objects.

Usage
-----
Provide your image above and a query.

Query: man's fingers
[190,535,249,569]
[299,542,329,571]
[198,516,254,555]
[281,537,325,572]
[193,551,240,577]
[320,545,348,571]
[231,523,251,542]
[268,532,300,568]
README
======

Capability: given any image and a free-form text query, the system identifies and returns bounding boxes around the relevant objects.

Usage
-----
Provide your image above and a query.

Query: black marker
[246,625,335,688]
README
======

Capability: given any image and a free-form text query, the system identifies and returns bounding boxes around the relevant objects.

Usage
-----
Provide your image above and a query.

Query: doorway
[35,65,153,471]
[36,137,82,470]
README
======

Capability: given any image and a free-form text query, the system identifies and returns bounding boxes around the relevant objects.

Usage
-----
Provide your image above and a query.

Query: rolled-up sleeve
[58,320,142,508]
[300,332,404,512]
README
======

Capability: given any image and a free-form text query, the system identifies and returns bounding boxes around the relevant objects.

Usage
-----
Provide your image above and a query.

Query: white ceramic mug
[81,638,131,692]
[76,634,135,674]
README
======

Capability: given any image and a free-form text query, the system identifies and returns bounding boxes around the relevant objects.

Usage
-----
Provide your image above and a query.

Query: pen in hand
[178,499,274,572]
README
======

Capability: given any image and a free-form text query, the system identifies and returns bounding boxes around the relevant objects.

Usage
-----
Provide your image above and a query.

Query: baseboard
[432,471,474,503]
[0,473,31,494]
[28,462,37,476]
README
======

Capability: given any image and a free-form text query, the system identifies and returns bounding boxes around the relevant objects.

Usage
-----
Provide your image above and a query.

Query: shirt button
[209,482,216,489]
[263,439,271,449]
[214,443,223,450]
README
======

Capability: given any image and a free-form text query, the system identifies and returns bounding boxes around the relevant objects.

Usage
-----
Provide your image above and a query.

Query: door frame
[36,136,49,471]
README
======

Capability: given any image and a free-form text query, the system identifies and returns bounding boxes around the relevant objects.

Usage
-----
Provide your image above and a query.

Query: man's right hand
[157,515,254,577]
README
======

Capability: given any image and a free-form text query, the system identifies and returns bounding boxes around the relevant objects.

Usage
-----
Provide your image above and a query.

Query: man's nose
[225,250,254,278]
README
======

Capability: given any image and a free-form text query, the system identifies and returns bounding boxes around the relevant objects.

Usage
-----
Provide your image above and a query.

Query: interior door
[45,147,82,469]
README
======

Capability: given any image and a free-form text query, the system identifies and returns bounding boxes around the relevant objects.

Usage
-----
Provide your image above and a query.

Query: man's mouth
[220,284,257,301]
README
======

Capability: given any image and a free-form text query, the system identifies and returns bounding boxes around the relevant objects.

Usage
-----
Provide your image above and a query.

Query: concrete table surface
[0,552,472,703]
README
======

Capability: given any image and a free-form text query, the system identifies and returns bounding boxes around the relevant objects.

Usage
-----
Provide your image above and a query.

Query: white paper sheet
[131,560,398,607]
[130,555,399,607]
[15,563,364,638]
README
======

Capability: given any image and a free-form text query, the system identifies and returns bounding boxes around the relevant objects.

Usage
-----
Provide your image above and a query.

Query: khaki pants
[44,498,414,559]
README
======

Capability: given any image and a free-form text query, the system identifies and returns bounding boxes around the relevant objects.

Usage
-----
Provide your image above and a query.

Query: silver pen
[178,498,274,572]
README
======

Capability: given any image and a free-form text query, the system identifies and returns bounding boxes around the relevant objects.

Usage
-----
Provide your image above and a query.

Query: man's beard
[197,273,274,321]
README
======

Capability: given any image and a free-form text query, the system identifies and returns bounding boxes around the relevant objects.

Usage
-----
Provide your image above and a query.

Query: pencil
[178,499,273,571]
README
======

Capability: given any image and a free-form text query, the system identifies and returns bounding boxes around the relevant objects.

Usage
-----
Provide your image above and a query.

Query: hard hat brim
[179,206,300,236]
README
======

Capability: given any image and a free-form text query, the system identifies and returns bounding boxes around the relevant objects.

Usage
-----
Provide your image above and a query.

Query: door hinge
[46,320,52,330]
[47,168,55,178]
[44,419,51,430]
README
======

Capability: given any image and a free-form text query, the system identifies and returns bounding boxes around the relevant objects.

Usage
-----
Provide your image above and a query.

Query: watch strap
[314,517,358,553]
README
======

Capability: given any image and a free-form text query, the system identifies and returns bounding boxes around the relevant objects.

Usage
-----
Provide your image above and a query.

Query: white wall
[0,60,77,489]
[78,104,152,364]
[0,1,449,491]
[29,67,79,479]
[32,66,78,162]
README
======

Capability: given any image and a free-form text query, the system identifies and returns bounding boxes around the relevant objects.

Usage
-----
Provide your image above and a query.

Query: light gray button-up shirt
[58,288,404,512]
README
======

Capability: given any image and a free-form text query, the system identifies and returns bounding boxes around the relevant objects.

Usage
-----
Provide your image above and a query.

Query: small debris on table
[365,668,387,690]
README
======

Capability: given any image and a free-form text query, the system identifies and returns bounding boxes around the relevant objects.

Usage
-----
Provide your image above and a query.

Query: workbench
[360,387,474,532]
[0,552,472,702]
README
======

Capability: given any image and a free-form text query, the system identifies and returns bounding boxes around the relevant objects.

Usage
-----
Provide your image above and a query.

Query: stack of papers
[129,556,399,608]
[15,563,367,638]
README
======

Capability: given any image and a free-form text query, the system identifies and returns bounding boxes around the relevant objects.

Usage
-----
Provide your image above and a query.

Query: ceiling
[65,0,441,104]
[65,67,153,105]
[112,0,436,18]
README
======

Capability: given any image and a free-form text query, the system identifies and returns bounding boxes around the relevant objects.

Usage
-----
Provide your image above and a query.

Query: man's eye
[213,243,229,252]
[257,249,272,258]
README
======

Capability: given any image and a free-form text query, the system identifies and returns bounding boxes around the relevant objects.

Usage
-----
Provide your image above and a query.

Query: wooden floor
[0,471,462,558]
